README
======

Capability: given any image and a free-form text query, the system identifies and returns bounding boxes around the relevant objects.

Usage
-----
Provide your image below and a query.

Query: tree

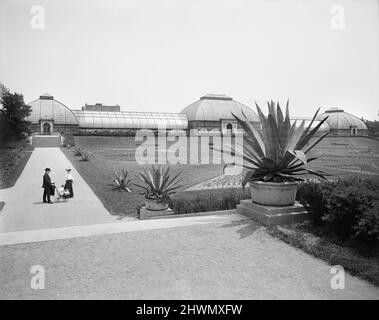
[0,84,32,141]
[365,120,379,138]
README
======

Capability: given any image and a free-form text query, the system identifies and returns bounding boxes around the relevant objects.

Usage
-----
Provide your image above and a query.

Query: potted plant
[223,100,329,206]
[134,165,182,211]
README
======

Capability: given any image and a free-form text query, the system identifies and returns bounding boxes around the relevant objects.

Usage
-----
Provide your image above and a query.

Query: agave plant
[223,100,329,186]
[73,146,84,156]
[134,165,182,203]
[80,150,92,161]
[108,169,132,192]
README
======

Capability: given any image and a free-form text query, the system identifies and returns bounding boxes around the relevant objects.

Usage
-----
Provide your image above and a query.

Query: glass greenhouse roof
[181,94,260,122]
[73,111,188,130]
[27,95,78,125]
[316,109,367,130]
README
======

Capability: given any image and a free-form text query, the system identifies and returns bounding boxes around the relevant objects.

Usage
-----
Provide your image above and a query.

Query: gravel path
[1,219,378,299]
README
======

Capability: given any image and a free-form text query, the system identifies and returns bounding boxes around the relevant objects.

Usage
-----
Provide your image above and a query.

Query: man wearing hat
[42,168,53,204]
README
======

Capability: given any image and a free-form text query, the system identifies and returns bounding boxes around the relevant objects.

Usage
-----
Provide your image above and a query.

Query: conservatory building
[27,93,259,135]
[73,110,188,132]
[180,94,260,134]
[26,94,79,134]
[316,107,368,136]
[27,94,364,137]
[26,94,188,134]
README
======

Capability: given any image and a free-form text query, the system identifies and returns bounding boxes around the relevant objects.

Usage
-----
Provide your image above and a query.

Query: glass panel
[70,111,188,130]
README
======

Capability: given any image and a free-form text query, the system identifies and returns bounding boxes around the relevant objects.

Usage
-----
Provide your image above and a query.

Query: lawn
[62,136,379,218]
[0,139,34,189]
[61,136,223,218]
[307,136,379,177]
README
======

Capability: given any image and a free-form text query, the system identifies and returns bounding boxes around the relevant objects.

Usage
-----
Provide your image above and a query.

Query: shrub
[63,134,75,147]
[170,188,251,214]
[355,202,379,242]
[296,178,379,243]
[297,181,331,225]
[74,130,137,137]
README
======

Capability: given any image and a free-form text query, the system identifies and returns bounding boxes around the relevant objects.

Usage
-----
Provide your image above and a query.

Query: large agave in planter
[226,100,329,206]
[134,165,182,211]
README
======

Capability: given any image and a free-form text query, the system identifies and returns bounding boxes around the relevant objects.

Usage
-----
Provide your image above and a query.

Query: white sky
[0,0,378,119]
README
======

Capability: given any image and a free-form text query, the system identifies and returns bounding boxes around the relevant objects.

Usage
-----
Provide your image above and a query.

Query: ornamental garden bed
[136,187,249,219]
[139,208,236,220]
[0,139,34,189]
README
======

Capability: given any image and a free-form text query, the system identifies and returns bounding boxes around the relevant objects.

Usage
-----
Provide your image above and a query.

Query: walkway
[0,218,378,299]
[0,148,123,233]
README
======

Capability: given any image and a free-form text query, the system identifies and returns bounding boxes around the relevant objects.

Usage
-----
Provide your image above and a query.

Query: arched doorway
[226,123,233,133]
[43,122,51,135]
[351,127,357,136]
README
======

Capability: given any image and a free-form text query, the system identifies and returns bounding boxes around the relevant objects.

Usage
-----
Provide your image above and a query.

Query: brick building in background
[82,103,120,112]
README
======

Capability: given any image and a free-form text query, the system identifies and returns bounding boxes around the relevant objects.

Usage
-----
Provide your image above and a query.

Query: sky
[0,0,378,120]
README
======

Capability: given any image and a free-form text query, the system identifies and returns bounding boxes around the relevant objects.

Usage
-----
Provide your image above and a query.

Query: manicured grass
[267,223,379,286]
[63,135,379,218]
[0,140,34,189]
[308,136,379,177]
[61,136,222,218]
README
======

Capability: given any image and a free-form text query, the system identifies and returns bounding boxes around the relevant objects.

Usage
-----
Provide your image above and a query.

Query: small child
[56,184,70,201]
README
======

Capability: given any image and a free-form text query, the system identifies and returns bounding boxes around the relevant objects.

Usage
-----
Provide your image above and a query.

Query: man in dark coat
[42,168,53,204]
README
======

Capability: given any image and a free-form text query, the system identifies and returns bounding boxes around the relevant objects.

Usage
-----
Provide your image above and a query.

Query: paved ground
[0,217,378,299]
[0,213,239,246]
[0,148,125,233]
[1,147,378,300]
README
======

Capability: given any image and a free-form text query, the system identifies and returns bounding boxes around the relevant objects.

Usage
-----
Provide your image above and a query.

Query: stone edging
[142,209,236,220]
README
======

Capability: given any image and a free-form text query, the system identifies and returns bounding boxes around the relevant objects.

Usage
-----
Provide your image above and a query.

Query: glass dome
[316,108,367,130]
[180,94,260,122]
[27,94,78,125]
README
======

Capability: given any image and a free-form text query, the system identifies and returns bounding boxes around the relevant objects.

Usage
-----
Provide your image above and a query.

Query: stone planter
[144,199,169,211]
[249,181,298,207]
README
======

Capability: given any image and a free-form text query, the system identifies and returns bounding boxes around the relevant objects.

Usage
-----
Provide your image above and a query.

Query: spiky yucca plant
[134,165,182,203]
[226,100,329,186]
[80,150,92,161]
[108,169,132,192]
[73,146,84,156]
